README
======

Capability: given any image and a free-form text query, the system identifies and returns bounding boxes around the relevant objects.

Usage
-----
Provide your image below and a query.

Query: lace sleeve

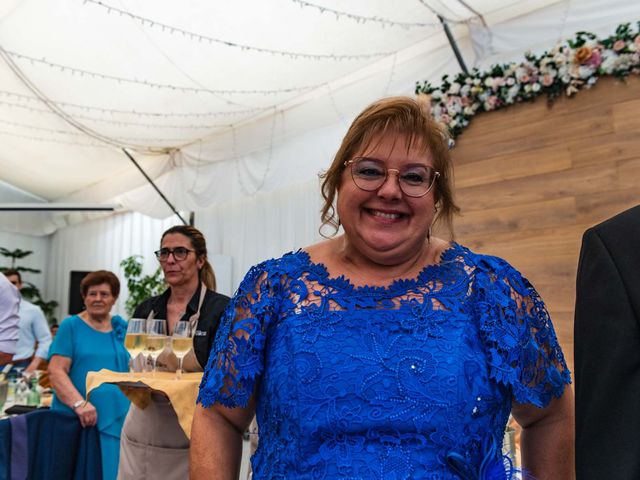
[472,256,571,407]
[197,262,278,408]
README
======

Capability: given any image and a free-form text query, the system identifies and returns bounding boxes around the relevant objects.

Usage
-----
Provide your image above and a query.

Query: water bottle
[14,379,29,405]
[27,377,41,407]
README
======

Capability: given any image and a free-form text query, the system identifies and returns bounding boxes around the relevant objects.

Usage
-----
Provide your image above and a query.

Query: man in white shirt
[4,269,52,372]
[0,272,20,366]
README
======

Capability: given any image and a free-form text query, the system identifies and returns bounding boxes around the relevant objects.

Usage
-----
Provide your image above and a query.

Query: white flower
[449,82,461,94]
[554,53,568,65]
[506,77,515,86]
[484,77,494,88]
[531,82,541,92]
[578,65,594,79]
[515,67,529,82]
[450,119,458,128]
[507,84,520,99]
[473,78,481,86]
[600,53,617,73]
[584,39,598,48]
[432,90,443,100]
[463,106,475,115]
[461,85,471,96]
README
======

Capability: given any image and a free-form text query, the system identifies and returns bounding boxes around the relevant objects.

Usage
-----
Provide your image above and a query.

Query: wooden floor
[445,75,640,373]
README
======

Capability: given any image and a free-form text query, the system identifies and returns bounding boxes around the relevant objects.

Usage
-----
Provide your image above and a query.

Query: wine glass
[171,322,192,379]
[124,318,146,376]
[145,319,168,376]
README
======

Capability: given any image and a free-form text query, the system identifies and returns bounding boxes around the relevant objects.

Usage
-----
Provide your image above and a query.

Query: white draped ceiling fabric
[1,0,638,233]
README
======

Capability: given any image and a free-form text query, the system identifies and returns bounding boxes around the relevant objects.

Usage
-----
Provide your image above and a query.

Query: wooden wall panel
[448,76,640,373]
[568,131,639,168]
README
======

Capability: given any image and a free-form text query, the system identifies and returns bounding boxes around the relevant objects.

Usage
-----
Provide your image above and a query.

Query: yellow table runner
[86,369,202,438]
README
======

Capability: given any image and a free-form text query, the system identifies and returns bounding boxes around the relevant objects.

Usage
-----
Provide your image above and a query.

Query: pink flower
[635,35,640,48]
[484,95,498,110]
[460,96,471,107]
[613,39,626,52]
[587,49,602,67]
[542,74,555,86]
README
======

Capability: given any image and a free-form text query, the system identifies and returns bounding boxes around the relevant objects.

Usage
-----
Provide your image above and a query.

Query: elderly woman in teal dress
[48,270,130,480]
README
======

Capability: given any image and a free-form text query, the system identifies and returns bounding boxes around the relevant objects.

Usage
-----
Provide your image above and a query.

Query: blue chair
[0,409,102,480]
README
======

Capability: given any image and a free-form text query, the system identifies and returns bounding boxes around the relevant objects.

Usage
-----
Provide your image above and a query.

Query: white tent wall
[0,179,59,236]
[196,178,326,290]
[0,230,49,293]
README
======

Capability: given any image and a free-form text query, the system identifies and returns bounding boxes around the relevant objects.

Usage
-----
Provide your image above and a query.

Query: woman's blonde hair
[319,96,460,238]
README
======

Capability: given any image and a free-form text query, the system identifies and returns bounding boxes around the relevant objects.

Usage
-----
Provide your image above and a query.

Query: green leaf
[120,255,165,317]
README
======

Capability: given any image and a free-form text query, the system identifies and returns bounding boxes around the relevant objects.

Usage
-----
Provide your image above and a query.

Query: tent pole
[438,15,469,75]
[122,148,188,225]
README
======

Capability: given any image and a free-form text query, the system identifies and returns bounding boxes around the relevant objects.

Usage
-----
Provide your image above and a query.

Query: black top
[133,284,230,368]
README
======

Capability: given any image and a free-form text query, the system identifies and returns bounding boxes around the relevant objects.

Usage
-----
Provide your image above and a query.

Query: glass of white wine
[124,318,147,376]
[171,321,192,379]
[146,319,168,376]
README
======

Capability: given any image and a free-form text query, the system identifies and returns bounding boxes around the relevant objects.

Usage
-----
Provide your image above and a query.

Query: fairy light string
[0,90,270,118]
[290,0,442,29]
[84,0,394,60]
[3,49,325,96]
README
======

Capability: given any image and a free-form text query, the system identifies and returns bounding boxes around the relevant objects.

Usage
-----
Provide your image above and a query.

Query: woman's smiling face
[336,133,437,266]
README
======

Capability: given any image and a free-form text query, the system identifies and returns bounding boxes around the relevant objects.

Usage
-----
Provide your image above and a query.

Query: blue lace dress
[198,243,571,479]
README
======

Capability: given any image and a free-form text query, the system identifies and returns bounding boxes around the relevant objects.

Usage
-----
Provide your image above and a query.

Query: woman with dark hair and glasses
[192,96,574,479]
[118,225,229,480]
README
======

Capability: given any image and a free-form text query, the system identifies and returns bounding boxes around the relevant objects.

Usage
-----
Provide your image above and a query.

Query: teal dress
[49,315,131,480]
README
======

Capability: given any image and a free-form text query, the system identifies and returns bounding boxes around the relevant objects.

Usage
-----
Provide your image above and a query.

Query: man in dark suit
[574,204,640,479]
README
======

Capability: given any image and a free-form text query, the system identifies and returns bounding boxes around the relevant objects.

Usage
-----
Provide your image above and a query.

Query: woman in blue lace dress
[191,96,574,479]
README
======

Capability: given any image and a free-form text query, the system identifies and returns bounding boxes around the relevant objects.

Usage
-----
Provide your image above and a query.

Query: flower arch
[416,23,640,138]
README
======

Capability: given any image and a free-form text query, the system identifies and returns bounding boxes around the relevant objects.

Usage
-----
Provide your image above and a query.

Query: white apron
[118,285,206,480]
